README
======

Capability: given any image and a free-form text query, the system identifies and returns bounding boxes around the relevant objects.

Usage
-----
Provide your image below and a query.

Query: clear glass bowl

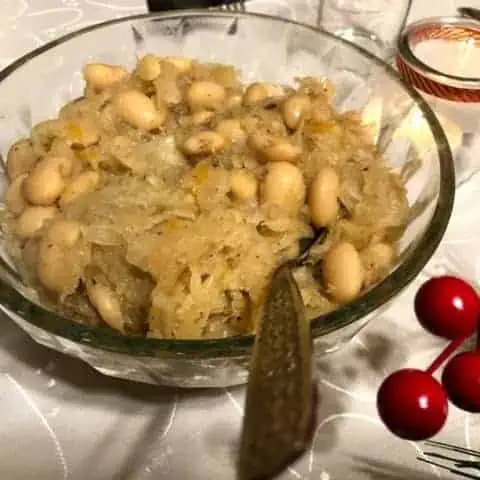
[0,11,454,387]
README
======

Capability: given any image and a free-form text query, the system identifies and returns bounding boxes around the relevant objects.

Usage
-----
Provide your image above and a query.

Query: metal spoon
[238,232,324,480]
[238,265,317,480]
[457,7,480,22]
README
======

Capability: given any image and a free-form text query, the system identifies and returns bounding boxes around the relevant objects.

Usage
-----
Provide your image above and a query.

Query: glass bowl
[0,11,454,388]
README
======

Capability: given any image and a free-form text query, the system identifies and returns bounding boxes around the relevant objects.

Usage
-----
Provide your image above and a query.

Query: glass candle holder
[397,17,480,103]
[397,17,480,186]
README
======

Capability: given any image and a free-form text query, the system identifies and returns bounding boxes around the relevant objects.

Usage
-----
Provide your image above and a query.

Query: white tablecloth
[1,1,479,479]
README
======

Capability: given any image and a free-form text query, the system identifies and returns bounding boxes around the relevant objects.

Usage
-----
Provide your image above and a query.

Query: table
[0,1,478,479]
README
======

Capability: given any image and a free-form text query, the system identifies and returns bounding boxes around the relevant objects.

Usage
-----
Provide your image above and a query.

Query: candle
[414,38,480,79]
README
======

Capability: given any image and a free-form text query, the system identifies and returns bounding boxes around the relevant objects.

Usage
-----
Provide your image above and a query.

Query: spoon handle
[238,265,316,480]
[457,7,480,22]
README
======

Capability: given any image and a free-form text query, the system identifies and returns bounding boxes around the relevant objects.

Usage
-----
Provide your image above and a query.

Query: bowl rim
[397,16,480,89]
[0,10,455,357]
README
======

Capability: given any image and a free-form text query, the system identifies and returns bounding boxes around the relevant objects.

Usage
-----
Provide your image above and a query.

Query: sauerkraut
[3,55,409,339]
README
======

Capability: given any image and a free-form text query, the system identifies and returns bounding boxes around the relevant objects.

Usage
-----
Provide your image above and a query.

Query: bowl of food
[0,11,454,387]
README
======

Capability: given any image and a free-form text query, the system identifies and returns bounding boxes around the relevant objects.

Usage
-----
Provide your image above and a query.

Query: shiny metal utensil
[218,1,245,34]
[458,7,480,22]
[238,264,317,480]
[418,440,480,478]
[218,0,246,12]
[146,0,246,11]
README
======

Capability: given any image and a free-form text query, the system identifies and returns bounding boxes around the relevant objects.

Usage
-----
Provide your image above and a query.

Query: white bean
[163,56,192,73]
[323,242,364,303]
[216,119,246,144]
[308,167,340,228]
[155,78,182,106]
[248,132,301,163]
[36,220,84,296]
[7,139,37,181]
[60,171,100,208]
[83,63,127,91]
[367,242,395,268]
[230,169,258,202]
[5,174,28,216]
[243,83,284,106]
[23,156,73,205]
[37,242,68,294]
[186,81,226,112]
[226,94,242,109]
[114,90,167,130]
[15,206,57,239]
[361,242,396,284]
[188,110,215,126]
[283,94,311,130]
[86,281,124,333]
[262,161,306,214]
[44,219,82,247]
[182,131,225,156]
[136,54,161,81]
[241,116,260,134]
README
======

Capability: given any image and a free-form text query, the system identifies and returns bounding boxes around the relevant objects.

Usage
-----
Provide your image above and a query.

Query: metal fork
[418,440,480,479]
[146,0,247,12]
[218,0,246,12]
[216,0,245,34]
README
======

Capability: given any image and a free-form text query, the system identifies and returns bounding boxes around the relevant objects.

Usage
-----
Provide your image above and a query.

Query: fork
[216,0,246,34]
[418,440,480,478]
[146,0,246,12]
[218,0,246,12]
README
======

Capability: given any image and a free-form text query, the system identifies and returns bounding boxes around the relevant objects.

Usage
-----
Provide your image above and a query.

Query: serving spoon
[237,231,325,480]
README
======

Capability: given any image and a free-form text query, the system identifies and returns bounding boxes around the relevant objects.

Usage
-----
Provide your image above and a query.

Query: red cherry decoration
[377,276,480,440]
[377,369,448,440]
[414,276,480,340]
[442,351,480,413]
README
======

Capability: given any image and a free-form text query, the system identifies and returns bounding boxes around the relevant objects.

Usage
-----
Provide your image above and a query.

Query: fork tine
[425,440,480,459]
[217,1,245,35]
[219,1,246,12]
[424,451,469,463]
[458,461,480,470]
[417,457,480,479]
[423,451,480,469]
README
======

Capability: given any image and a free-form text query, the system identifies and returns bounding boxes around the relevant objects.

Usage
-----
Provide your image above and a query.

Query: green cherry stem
[426,337,467,375]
